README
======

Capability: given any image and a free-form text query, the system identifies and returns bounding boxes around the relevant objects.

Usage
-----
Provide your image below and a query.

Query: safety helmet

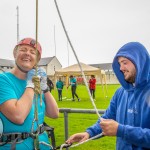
[15,38,42,59]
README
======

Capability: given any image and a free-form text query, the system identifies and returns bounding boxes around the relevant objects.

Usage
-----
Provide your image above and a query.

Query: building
[0,58,119,84]
[38,56,62,76]
[0,56,62,78]
[0,58,15,72]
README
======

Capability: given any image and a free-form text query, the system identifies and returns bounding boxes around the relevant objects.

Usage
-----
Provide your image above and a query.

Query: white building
[38,56,62,76]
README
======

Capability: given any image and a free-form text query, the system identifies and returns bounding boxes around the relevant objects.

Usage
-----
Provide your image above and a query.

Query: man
[68,75,80,101]
[56,77,64,101]
[66,42,150,149]
[0,38,59,150]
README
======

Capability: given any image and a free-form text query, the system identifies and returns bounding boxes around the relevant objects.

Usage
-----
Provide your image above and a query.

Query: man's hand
[66,132,90,144]
[100,119,119,136]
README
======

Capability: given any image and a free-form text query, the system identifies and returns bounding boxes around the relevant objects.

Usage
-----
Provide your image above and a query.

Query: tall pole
[54,25,56,56]
[16,6,19,43]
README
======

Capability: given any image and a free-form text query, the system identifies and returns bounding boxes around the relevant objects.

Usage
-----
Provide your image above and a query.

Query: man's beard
[126,76,135,83]
[125,72,136,83]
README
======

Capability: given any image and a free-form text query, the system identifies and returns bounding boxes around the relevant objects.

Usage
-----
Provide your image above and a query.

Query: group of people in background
[48,75,80,102]
[47,77,64,101]
[48,74,96,102]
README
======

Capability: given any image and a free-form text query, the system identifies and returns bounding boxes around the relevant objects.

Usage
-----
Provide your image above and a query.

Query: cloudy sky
[1,0,150,67]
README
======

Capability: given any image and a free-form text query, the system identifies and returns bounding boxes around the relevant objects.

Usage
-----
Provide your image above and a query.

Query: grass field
[45,84,120,150]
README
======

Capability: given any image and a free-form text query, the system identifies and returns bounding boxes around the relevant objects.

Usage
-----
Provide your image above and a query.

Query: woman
[0,38,59,150]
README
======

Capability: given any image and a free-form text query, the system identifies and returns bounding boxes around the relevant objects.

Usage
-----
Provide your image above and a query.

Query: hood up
[112,42,150,91]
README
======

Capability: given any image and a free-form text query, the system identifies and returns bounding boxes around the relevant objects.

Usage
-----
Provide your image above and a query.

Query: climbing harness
[0,122,55,149]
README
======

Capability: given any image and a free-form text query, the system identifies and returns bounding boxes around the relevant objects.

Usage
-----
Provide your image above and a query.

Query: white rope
[59,133,104,150]
[54,0,100,118]
[70,133,104,148]
[39,141,53,149]
[59,143,69,150]
[53,1,104,149]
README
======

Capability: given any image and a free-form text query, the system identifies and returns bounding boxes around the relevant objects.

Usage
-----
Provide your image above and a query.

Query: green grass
[45,84,120,149]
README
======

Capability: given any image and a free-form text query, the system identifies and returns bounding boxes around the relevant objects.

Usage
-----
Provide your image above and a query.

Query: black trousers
[58,89,62,100]
[90,89,95,99]
[71,86,79,99]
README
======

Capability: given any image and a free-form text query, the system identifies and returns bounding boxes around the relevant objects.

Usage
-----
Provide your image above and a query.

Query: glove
[37,67,48,91]
[26,69,36,88]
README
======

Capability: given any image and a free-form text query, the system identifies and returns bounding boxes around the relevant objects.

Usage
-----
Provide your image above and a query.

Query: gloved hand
[26,69,36,88]
[37,67,48,91]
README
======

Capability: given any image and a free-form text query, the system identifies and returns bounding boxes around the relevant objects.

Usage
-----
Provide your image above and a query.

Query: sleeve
[86,118,102,137]
[86,91,118,137]
[89,79,91,83]
[62,82,64,89]
[93,78,96,84]
[73,78,77,83]
[0,74,17,105]
[117,124,150,148]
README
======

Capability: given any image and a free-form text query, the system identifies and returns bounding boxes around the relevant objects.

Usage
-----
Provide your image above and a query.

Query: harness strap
[0,124,45,147]
[0,123,55,150]
[43,122,55,148]
[11,136,20,150]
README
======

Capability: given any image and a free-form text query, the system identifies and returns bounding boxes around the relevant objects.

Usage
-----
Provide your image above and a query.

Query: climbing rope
[58,133,104,150]
[54,0,104,149]
[31,0,104,149]
[54,0,100,118]
[31,0,42,149]
[32,76,41,94]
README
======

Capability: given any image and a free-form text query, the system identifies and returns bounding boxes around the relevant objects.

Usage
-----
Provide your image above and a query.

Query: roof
[55,62,105,76]
[89,63,112,71]
[38,57,54,66]
[0,59,15,67]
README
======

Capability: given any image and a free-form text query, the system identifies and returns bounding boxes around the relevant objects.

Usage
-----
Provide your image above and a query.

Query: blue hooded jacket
[86,42,150,149]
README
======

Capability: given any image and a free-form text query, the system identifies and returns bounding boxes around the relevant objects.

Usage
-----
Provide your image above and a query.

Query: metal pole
[54,25,56,56]
[67,40,69,67]
[16,6,19,43]
[59,108,105,150]
[64,111,69,150]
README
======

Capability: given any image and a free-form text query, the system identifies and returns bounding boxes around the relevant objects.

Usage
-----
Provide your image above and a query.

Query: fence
[59,108,105,150]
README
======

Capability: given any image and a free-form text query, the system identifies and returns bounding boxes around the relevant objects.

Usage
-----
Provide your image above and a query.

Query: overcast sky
[1,0,150,67]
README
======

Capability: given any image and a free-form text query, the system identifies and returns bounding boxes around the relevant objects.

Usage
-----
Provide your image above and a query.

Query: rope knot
[32,76,41,94]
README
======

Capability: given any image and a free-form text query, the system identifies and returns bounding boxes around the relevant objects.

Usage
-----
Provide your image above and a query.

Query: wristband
[43,87,50,93]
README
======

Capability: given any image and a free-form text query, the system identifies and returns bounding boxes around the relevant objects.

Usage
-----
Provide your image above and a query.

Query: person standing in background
[47,77,54,92]
[89,75,96,100]
[68,75,80,102]
[56,77,64,101]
